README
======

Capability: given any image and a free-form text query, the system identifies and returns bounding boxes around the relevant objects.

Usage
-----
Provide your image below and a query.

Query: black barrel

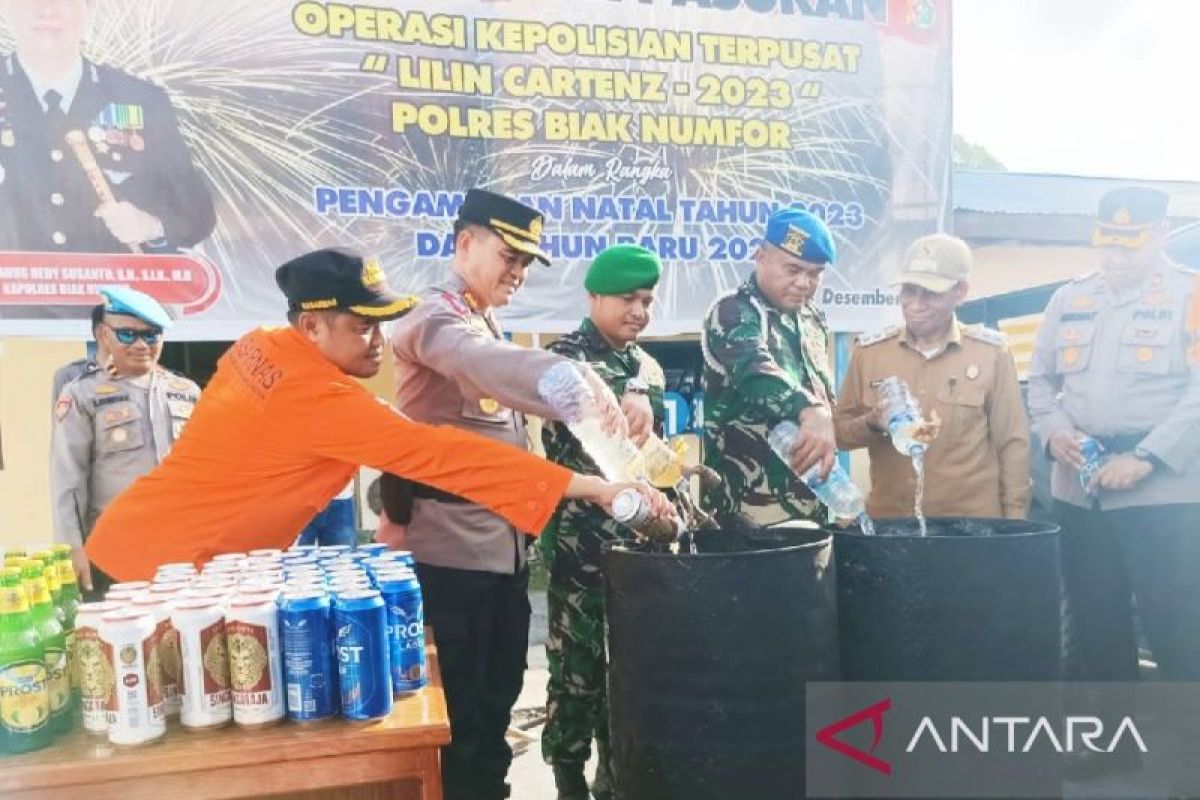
[835,517,1062,680]
[604,527,839,800]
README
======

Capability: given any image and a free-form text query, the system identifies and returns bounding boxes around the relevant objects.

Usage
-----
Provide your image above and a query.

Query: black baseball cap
[275,249,419,320]
[457,188,551,265]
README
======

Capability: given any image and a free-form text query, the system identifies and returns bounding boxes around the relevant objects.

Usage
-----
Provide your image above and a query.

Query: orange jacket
[85,327,572,581]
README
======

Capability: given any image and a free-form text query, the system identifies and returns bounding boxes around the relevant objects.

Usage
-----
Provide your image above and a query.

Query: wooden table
[0,640,450,800]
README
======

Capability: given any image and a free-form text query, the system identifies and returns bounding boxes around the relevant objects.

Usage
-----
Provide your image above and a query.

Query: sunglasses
[109,327,162,345]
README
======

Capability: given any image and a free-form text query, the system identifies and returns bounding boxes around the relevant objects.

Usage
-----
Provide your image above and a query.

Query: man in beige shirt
[834,234,1031,519]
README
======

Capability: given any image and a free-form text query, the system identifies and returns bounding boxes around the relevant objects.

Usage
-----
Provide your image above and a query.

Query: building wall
[0,338,84,548]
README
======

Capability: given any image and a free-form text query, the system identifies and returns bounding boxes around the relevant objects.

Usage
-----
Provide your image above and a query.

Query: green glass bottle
[50,551,81,730]
[19,563,68,737]
[30,553,67,632]
[0,568,52,755]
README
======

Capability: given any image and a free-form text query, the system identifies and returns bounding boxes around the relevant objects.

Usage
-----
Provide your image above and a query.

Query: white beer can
[98,607,166,746]
[172,599,233,729]
[131,595,182,718]
[74,601,122,734]
[226,597,285,726]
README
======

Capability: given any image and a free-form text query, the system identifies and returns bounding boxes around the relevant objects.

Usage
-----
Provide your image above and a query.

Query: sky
[953,0,1199,182]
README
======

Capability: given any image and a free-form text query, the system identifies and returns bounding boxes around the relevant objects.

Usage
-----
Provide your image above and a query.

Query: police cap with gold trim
[457,188,551,265]
[275,248,419,320]
[763,207,836,265]
[1093,186,1169,249]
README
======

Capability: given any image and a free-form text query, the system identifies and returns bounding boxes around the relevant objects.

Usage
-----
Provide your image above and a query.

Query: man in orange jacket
[84,248,669,585]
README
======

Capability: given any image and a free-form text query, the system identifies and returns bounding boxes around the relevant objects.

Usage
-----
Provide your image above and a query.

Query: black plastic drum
[835,517,1062,681]
[604,527,839,800]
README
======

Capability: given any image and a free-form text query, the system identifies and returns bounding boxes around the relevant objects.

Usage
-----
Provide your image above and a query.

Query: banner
[0,0,951,339]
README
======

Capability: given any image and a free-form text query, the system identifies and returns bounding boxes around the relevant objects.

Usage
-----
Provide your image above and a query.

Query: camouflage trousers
[542,580,609,766]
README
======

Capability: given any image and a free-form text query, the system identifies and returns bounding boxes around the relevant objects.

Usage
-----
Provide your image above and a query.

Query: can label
[227,617,284,724]
[383,592,427,693]
[281,607,337,720]
[334,608,392,719]
[177,614,232,728]
[200,620,231,699]
[157,620,182,712]
[227,620,272,697]
[103,628,165,745]
[0,660,50,733]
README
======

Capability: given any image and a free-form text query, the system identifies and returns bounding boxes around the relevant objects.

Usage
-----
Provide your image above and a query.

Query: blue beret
[763,208,836,265]
[99,286,173,329]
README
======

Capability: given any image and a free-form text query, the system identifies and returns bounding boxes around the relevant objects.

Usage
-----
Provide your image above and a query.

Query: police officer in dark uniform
[0,0,214,254]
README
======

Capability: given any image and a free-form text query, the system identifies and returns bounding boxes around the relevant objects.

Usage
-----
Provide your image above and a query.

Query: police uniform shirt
[834,320,1031,519]
[1027,263,1200,510]
[389,275,569,574]
[50,365,199,549]
[0,54,215,253]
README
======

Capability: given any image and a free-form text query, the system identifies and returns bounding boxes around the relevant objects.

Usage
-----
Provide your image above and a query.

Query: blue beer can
[357,543,389,558]
[377,573,427,694]
[279,591,339,720]
[333,590,393,720]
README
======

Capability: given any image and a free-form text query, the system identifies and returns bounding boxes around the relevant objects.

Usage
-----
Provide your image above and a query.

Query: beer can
[357,543,388,558]
[131,596,182,718]
[286,544,318,555]
[279,592,338,721]
[108,581,151,594]
[75,601,121,734]
[333,591,393,720]
[611,487,684,542]
[210,553,247,564]
[155,563,197,579]
[318,545,351,556]
[171,599,232,730]
[248,549,283,559]
[226,597,285,725]
[377,574,427,694]
[147,583,188,602]
[98,608,165,746]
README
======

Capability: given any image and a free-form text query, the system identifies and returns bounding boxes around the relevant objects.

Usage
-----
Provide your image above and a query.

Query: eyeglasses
[109,327,162,346]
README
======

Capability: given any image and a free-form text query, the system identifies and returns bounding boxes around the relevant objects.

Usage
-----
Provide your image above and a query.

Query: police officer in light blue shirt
[51,285,200,597]
[1028,187,1200,783]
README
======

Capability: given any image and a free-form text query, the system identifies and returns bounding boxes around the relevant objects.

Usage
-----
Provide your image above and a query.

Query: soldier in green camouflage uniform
[541,245,666,800]
[701,208,840,527]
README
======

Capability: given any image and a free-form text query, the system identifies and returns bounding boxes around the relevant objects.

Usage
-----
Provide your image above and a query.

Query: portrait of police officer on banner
[0,0,215,254]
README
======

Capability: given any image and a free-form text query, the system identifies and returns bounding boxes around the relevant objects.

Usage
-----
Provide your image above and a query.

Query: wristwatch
[625,377,650,396]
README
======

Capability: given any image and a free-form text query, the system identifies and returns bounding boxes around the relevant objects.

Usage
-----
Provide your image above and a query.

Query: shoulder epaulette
[856,325,901,347]
[962,324,1008,348]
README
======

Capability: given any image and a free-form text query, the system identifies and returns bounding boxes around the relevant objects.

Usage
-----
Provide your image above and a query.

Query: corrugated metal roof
[953,170,1200,217]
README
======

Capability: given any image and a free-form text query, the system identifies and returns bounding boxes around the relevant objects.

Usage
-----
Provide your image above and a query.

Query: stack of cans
[81,540,428,749]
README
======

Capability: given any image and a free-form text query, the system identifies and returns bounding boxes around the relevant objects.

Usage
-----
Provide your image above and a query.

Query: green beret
[584,245,662,295]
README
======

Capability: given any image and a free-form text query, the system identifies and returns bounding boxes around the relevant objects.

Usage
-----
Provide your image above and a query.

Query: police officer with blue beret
[0,0,215,253]
[1029,187,1200,783]
[700,207,839,526]
[51,285,200,596]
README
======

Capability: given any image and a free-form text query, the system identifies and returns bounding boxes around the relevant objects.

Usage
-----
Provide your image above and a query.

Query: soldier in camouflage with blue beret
[541,244,667,800]
[701,208,840,527]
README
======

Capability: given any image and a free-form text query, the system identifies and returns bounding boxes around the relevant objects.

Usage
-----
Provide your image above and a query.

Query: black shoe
[553,762,589,800]
[1063,747,1144,781]
[592,739,614,800]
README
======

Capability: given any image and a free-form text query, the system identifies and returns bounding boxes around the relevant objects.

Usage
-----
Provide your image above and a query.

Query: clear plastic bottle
[767,422,865,519]
[877,376,927,457]
[537,362,646,482]
[1078,436,1109,494]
